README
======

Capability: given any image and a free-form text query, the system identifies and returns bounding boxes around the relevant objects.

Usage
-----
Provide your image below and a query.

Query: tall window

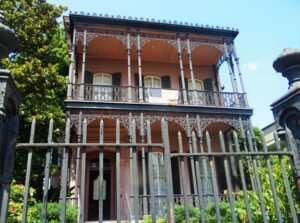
[145,76,161,88]
[93,73,112,86]
[188,79,204,91]
[152,152,166,216]
[188,79,204,104]
[199,159,213,201]
[93,73,112,101]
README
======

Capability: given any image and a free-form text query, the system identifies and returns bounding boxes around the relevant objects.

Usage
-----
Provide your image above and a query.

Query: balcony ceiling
[81,36,127,60]
[192,45,222,65]
[77,37,222,65]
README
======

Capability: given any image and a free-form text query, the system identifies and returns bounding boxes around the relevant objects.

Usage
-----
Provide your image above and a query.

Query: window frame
[188,79,204,91]
[93,73,112,86]
[144,76,162,88]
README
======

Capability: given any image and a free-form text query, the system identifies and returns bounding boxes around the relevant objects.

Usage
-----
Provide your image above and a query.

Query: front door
[88,159,112,221]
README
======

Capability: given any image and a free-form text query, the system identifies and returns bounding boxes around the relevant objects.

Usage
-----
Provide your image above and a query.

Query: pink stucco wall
[75,57,217,90]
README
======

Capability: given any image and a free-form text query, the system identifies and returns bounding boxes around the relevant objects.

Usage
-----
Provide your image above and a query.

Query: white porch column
[186,38,196,89]
[186,37,198,104]
[79,29,87,100]
[224,43,239,105]
[67,28,77,99]
[232,43,248,106]
[127,32,132,102]
[137,32,144,102]
[177,35,188,104]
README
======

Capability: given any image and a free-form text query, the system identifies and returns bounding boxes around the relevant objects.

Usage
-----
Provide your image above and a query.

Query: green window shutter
[204,79,213,91]
[178,76,188,103]
[178,76,188,89]
[161,75,171,89]
[112,72,121,101]
[142,75,145,87]
[112,72,121,86]
[135,73,145,100]
[135,73,139,86]
[204,78,214,105]
[84,71,93,84]
[135,73,144,87]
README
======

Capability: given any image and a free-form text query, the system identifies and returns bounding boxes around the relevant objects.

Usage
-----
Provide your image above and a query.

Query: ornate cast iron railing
[70,83,248,108]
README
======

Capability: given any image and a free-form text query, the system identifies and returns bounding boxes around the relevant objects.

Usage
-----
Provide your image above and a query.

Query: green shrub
[175,204,200,223]
[205,202,231,222]
[143,204,200,223]
[143,215,167,223]
[205,198,264,223]
[188,205,200,223]
[174,204,185,223]
[7,180,36,222]
[27,202,77,223]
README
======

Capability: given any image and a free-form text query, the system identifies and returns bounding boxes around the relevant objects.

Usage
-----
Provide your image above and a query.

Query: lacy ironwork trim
[139,36,177,49]
[67,110,251,136]
[186,41,225,53]
[76,31,127,47]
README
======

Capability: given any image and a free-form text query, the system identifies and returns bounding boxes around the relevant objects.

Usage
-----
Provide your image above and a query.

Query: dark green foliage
[205,155,299,222]
[205,202,233,222]
[143,204,200,223]
[27,202,77,223]
[252,126,263,150]
[0,0,68,141]
[143,215,167,223]
[174,204,200,223]
[204,199,263,222]
[0,0,68,201]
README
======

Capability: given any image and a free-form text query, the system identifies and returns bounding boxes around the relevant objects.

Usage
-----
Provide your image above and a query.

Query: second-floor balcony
[70,83,248,108]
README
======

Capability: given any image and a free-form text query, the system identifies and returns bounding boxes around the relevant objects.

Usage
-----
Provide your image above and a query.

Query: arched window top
[188,79,204,91]
[93,73,112,85]
[144,76,161,88]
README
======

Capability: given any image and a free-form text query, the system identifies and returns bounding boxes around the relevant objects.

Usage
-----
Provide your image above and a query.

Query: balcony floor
[65,99,253,117]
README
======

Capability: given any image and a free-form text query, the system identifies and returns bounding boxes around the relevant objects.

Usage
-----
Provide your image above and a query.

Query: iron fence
[1,116,299,223]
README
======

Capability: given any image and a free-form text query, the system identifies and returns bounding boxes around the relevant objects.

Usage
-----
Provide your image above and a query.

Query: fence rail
[70,84,248,108]
[1,116,299,223]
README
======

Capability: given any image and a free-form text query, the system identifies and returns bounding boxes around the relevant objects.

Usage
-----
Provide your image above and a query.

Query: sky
[48,0,300,129]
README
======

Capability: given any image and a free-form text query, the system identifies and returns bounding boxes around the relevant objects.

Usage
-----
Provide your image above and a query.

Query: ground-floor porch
[66,110,251,221]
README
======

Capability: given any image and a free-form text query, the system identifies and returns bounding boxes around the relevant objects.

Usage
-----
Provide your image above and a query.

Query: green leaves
[8,180,36,222]
[0,0,68,140]
[1,0,67,60]
[27,202,77,223]
[0,0,69,199]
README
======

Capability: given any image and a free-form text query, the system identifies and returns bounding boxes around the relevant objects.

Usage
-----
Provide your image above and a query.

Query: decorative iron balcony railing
[70,84,248,108]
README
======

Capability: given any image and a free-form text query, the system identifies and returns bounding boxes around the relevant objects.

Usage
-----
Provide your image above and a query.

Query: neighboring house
[262,122,287,150]
[261,122,276,147]
[63,12,253,221]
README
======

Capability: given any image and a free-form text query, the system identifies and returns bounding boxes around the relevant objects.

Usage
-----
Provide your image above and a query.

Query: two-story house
[63,12,253,221]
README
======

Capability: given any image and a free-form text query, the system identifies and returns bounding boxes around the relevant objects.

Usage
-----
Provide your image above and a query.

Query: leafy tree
[252,126,263,150]
[0,0,68,200]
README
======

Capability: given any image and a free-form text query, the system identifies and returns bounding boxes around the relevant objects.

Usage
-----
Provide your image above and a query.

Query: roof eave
[68,14,239,39]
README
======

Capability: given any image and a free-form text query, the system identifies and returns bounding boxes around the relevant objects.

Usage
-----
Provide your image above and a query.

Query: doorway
[88,159,112,221]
